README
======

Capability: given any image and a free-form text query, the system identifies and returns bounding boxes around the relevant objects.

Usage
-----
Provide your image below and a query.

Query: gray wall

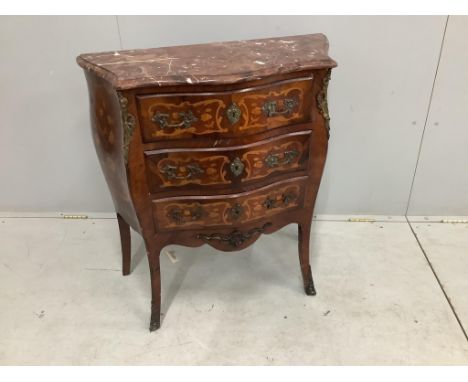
[1,16,467,216]
[405,16,468,216]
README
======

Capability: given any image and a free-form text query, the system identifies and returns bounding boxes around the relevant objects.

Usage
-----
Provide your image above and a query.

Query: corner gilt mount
[117,93,136,166]
[317,69,332,139]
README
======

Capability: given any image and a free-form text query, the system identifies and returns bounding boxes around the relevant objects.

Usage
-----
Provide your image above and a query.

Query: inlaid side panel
[152,177,306,231]
[85,72,140,231]
[145,131,310,194]
[137,77,313,142]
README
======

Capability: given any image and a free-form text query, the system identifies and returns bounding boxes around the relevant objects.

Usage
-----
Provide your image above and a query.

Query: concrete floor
[0,215,468,365]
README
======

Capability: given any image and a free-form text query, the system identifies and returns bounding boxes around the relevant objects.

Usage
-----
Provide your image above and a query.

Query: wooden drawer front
[137,77,313,142]
[152,177,306,231]
[145,131,310,194]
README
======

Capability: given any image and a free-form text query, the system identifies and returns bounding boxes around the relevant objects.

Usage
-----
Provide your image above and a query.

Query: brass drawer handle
[263,192,297,209]
[196,223,272,248]
[160,163,204,180]
[264,149,299,168]
[168,206,203,224]
[229,157,245,177]
[282,193,295,206]
[262,98,298,117]
[152,110,198,130]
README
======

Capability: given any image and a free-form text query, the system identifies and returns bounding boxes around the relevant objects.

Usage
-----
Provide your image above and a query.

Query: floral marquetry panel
[77,33,336,331]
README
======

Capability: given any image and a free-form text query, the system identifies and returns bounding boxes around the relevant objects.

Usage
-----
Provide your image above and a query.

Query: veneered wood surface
[77,34,336,89]
[78,34,335,331]
[152,177,306,231]
[144,130,310,195]
[137,77,313,142]
[84,72,140,232]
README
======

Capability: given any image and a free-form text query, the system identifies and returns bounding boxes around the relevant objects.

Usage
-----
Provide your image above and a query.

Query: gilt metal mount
[226,103,242,125]
[160,163,204,180]
[196,223,272,248]
[152,110,198,130]
[264,149,299,168]
[230,157,245,177]
[118,93,136,166]
[317,69,332,138]
[263,98,298,117]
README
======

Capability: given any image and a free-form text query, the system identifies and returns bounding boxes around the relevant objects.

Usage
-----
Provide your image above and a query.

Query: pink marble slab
[77,34,337,90]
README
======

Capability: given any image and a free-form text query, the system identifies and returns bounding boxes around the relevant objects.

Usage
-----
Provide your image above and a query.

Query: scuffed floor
[0,215,467,365]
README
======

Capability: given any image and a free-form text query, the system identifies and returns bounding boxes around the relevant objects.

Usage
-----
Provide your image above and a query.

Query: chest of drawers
[77,34,337,331]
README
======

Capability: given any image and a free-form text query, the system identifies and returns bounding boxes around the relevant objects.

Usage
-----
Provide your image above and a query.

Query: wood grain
[78,34,336,331]
[137,77,313,142]
[144,130,310,195]
[153,177,306,231]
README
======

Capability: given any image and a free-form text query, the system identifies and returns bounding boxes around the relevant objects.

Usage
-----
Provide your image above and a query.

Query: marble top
[77,34,337,90]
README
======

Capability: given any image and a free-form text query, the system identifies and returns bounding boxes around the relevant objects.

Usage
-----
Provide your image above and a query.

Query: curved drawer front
[145,131,310,194]
[152,177,306,231]
[137,77,313,142]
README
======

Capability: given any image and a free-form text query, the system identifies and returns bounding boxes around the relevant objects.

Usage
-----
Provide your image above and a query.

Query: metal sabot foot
[301,265,317,296]
[305,276,317,296]
[149,316,161,332]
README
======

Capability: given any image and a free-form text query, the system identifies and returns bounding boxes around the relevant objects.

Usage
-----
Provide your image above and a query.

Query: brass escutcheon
[229,157,245,177]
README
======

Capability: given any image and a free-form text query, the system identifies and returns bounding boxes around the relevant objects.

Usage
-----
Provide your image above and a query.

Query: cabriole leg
[147,245,162,331]
[117,213,131,276]
[298,219,316,296]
